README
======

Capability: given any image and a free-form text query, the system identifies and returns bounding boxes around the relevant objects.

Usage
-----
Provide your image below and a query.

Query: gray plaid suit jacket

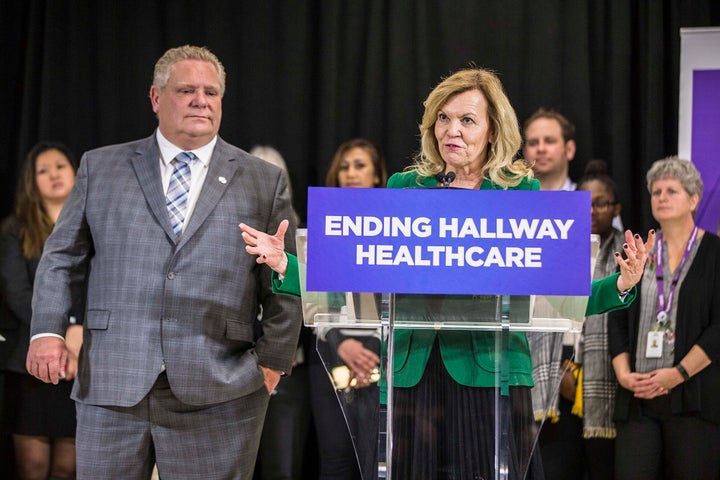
[31,133,302,407]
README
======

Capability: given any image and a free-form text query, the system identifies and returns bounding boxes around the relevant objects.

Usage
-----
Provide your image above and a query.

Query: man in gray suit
[25,45,302,479]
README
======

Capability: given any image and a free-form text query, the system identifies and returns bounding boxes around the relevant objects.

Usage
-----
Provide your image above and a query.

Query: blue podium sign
[306,187,591,296]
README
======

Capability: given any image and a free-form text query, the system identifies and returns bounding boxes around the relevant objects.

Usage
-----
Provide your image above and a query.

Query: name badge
[646,331,664,358]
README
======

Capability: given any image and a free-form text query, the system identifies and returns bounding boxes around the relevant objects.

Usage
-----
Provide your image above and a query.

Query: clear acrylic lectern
[297,230,599,480]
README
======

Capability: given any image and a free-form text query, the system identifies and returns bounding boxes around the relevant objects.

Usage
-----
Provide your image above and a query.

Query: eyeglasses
[591,200,617,211]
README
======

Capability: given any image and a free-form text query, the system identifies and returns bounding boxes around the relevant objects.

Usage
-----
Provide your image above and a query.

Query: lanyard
[655,225,698,325]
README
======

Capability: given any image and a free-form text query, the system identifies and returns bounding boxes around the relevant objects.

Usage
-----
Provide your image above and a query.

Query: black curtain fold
[2,0,718,231]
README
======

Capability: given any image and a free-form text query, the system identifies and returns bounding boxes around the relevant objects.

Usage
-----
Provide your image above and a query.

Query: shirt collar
[156,129,217,168]
[561,177,577,191]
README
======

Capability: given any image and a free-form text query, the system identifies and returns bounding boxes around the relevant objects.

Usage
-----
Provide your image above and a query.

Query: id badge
[646,331,664,358]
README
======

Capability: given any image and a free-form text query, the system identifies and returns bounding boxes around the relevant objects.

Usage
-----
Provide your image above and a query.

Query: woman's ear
[689,193,700,212]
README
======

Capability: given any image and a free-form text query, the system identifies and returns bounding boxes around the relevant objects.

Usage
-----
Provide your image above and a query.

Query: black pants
[615,396,720,480]
[255,363,314,480]
[309,351,362,480]
[537,396,584,480]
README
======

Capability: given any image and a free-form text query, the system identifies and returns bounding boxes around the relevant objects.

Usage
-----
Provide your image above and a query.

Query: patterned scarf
[576,229,625,438]
[529,330,564,421]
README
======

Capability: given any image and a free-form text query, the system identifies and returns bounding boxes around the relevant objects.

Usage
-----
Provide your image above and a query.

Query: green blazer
[274,171,636,387]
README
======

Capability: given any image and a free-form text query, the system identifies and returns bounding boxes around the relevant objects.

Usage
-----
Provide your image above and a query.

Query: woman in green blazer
[241,68,652,480]
[243,222,646,389]
[241,221,650,479]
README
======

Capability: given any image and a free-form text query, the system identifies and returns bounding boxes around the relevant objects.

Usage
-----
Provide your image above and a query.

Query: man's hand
[26,336,68,384]
[64,325,84,381]
[239,220,289,276]
[260,365,283,395]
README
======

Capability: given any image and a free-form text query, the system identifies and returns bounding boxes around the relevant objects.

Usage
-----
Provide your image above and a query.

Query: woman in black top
[0,142,85,480]
[609,157,720,479]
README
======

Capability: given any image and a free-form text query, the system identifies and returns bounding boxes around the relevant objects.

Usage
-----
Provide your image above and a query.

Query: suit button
[167,272,175,280]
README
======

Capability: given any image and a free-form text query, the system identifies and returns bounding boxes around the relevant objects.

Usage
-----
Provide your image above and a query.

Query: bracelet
[676,363,691,382]
[617,287,632,301]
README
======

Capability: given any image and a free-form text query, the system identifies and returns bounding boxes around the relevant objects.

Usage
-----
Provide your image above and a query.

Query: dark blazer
[30,133,303,407]
[0,216,86,374]
[608,232,720,424]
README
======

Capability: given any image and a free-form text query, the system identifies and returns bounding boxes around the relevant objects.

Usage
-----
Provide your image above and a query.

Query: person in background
[243,69,654,479]
[522,107,577,192]
[523,108,622,480]
[523,113,581,471]
[523,110,623,232]
[324,138,388,189]
[609,157,720,479]
[572,159,626,479]
[314,138,387,480]
[25,45,302,480]
[249,145,301,226]
[249,144,315,480]
[243,138,387,479]
[0,142,84,480]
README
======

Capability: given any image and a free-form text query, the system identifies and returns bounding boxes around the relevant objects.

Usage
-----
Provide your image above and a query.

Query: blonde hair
[153,45,226,97]
[409,68,532,188]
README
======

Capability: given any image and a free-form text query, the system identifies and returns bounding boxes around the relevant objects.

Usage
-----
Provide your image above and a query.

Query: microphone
[435,171,456,188]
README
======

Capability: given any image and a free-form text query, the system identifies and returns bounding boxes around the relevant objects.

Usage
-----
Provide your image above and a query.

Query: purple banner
[692,69,720,234]
[306,188,591,295]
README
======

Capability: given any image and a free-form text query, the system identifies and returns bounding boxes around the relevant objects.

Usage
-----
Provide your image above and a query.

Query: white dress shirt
[156,130,216,234]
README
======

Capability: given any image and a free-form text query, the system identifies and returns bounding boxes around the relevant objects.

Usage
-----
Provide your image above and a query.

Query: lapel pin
[218,176,227,184]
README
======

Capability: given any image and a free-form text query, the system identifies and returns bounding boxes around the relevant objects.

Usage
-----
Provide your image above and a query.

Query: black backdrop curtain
[2,0,719,232]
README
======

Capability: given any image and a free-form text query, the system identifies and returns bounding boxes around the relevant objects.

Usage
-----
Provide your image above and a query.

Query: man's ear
[149,86,160,114]
[565,139,577,162]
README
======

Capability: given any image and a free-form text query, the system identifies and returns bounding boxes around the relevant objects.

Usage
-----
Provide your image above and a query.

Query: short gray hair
[153,45,226,96]
[646,156,703,199]
[250,145,288,172]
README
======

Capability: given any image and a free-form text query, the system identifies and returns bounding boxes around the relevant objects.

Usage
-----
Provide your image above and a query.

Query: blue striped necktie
[166,151,196,237]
